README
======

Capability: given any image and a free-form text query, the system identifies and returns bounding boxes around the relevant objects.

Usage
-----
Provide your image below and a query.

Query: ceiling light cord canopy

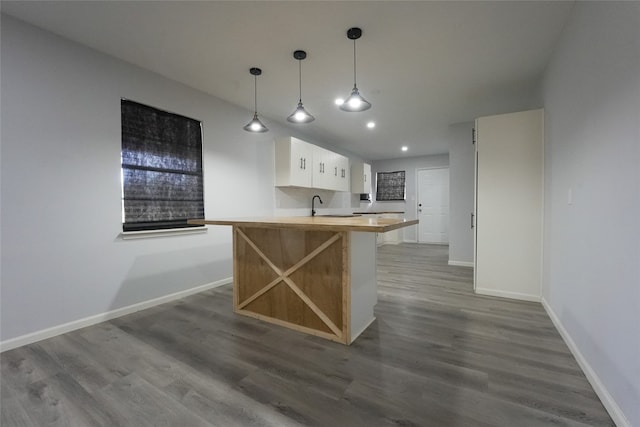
[243,67,269,133]
[287,50,315,124]
[340,27,371,112]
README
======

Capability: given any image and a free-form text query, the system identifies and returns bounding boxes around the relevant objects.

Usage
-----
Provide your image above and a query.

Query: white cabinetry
[351,162,371,193]
[474,109,543,301]
[317,149,349,192]
[276,137,350,191]
[379,213,402,245]
[312,145,334,190]
[360,213,402,246]
[275,137,313,188]
[335,154,350,192]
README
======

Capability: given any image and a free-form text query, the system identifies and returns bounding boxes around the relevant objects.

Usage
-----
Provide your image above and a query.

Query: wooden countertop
[353,211,405,214]
[188,216,418,233]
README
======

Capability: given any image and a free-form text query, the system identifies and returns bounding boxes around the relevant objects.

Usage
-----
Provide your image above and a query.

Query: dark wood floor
[1,244,613,426]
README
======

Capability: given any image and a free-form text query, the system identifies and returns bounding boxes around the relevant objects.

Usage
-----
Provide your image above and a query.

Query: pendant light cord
[253,74,258,114]
[298,60,303,103]
[353,39,357,88]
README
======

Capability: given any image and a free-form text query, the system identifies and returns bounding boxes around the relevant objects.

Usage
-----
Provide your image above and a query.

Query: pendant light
[243,67,268,133]
[339,27,371,112]
[287,50,315,124]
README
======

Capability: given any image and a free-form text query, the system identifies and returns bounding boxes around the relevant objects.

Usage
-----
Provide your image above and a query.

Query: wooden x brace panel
[232,226,350,344]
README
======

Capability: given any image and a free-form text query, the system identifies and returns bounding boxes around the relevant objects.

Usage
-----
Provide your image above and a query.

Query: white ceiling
[1,1,574,161]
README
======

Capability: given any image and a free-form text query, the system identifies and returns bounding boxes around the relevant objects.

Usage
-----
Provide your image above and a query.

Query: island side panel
[349,231,378,342]
[232,226,349,343]
[233,225,239,310]
[342,231,351,343]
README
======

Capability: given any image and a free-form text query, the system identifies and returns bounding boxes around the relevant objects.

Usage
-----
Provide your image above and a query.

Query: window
[120,99,204,232]
[375,170,406,201]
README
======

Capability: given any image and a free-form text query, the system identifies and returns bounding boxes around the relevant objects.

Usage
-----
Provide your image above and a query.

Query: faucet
[311,194,323,216]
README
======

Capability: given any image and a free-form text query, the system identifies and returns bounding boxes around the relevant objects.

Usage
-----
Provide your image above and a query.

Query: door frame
[415,166,450,244]
[473,123,478,290]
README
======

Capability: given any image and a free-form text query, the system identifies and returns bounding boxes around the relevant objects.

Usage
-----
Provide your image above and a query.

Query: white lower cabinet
[361,214,402,245]
[379,214,402,245]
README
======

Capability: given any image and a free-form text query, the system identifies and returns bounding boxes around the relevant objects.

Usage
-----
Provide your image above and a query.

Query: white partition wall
[474,109,544,301]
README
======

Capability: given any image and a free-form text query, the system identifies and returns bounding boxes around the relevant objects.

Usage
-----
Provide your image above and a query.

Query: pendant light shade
[340,27,371,112]
[340,86,371,112]
[243,67,269,133]
[243,112,268,133]
[287,50,315,124]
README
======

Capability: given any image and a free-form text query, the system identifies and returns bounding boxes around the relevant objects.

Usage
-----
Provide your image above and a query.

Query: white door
[417,168,449,243]
[474,109,543,300]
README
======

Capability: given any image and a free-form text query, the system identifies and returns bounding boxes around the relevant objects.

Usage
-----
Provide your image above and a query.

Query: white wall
[540,3,640,426]
[448,122,475,265]
[0,15,355,345]
[368,154,449,242]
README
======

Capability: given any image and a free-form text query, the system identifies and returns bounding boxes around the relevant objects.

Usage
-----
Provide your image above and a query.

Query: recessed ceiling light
[366,121,375,129]
[401,146,408,152]
[334,98,345,106]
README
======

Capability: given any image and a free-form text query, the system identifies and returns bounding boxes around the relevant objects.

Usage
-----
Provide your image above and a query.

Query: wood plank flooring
[1,244,613,426]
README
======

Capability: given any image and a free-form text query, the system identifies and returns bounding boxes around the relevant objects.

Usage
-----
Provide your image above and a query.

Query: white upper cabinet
[351,161,371,193]
[275,137,351,191]
[275,137,313,188]
[316,150,349,191]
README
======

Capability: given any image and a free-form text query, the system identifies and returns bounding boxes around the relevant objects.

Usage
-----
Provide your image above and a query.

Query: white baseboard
[475,287,541,302]
[0,277,232,353]
[448,260,474,267]
[378,240,402,247]
[541,298,630,427]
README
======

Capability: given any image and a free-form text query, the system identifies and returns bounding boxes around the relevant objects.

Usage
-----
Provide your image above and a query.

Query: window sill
[119,226,208,240]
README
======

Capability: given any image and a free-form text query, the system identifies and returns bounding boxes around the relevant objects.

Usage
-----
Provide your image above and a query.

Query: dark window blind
[376,171,406,201]
[121,100,204,232]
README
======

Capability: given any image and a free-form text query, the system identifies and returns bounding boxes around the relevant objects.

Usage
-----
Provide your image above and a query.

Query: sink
[316,214,362,218]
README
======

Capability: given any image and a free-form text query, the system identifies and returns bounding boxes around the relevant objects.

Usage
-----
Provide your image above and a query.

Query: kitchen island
[188,216,418,344]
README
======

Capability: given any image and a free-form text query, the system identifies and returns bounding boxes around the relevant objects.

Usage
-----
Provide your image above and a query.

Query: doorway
[417,167,450,244]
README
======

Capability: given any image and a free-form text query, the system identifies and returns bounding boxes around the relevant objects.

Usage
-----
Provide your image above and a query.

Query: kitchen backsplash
[274,187,360,217]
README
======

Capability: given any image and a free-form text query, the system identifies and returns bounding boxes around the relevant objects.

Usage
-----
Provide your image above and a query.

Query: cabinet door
[337,155,350,192]
[312,146,333,190]
[329,151,341,191]
[288,137,313,187]
[381,213,401,244]
[363,163,372,193]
